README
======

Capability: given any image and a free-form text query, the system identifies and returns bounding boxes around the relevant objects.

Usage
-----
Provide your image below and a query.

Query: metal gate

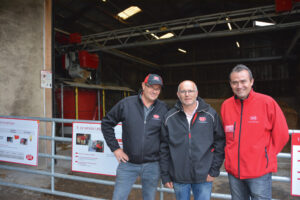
[0,115,296,200]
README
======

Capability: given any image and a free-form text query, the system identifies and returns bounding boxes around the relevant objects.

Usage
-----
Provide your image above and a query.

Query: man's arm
[208,112,225,178]
[101,100,124,153]
[269,100,289,154]
[159,118,172,185]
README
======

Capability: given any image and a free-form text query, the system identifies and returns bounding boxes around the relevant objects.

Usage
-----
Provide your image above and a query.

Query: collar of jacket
[137,90,158,107]
[234,89,255,103]
[174,97,209,112]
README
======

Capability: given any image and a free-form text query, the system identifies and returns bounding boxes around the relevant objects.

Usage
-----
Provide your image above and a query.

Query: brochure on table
[72,122,122,176]
[0,117,39,166]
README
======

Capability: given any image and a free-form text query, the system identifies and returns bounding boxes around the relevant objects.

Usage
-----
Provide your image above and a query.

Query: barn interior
[53,0,300,130]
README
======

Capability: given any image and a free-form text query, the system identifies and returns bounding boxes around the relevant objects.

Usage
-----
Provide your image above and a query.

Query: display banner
[72,122,122,176]
[291,132,300,196]
[0,118,39,166]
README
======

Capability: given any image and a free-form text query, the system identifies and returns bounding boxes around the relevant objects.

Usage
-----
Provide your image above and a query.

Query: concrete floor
[0,144,299,200]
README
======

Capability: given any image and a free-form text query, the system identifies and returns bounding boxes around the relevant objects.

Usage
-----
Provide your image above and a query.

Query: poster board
[291,132,300,196]
[0,117,39,166]
[72,122,122,176]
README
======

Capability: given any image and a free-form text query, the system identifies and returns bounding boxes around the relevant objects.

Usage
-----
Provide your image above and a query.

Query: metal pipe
[102,90,106,117]
[0,181,105,200]
[97,89,101,120]
[75,87,79,119]
[51,122,55,192]
[162,56,284,68]
[61,83,64,137]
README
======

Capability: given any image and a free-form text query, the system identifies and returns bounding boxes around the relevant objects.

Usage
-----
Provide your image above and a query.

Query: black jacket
[101,94,168,164]
[160,97,225,184]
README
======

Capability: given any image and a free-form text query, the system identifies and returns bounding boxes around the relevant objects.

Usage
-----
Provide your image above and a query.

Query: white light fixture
[159,32,174,39]
[226,18,232,31]
[146,30,174,40]
[146,30,159,39]
[102,0,106,2]
[253,20,275,27]
[236,41,240,48]
[117,6,141,20]
[178,48,187,54]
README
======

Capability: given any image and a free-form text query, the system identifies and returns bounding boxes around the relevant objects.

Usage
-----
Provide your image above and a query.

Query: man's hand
[113,148,129,163]
[164,182,173,189]
[206,174,215,182]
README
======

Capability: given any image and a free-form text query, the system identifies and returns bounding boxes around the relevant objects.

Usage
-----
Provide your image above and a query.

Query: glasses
[178,90,196,94]
[145,83,161,91]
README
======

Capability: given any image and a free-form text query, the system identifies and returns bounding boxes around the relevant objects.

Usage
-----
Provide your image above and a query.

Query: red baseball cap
[143,74,163,86]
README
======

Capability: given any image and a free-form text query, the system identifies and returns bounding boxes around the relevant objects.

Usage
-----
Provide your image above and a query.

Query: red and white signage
[291,132,300,196]
[72,122,122,176]
[0,118,39,166]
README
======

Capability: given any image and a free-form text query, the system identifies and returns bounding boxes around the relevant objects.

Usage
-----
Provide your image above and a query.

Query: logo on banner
[26,154,34,161]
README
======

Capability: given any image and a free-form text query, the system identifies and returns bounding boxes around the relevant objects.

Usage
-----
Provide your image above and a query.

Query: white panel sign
[72,122,122,176]
[0,118,39,166]
[291,133,300,196]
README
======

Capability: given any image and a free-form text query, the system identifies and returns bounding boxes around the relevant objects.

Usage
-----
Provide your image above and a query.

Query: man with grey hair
[160,80,225,200]
[221,64,289,200]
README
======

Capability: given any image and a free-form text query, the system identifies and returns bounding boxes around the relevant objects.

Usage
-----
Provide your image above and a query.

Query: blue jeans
[173,182,213,200]
[112,161,160,200]
[228,173,272,200]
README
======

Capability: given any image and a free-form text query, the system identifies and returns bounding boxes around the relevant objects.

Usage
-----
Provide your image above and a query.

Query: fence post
[51,121,56,192]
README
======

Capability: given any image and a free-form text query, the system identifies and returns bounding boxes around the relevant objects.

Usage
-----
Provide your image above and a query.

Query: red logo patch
[199,117,206,122]
[26,154,34,161]
[153,114,160,119]
[153,76,159,80]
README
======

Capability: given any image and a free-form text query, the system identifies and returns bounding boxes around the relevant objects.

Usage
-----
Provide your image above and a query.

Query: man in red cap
[102,74,168,200]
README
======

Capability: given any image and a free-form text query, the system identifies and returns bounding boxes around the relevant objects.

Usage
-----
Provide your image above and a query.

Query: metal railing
[0,115,297,200]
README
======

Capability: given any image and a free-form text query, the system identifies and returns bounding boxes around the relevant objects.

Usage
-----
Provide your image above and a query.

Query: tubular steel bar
[0,115,298,199]
[58,4,300,51]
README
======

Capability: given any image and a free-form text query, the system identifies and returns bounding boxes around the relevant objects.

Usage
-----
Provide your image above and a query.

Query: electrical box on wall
[41,70,52,88]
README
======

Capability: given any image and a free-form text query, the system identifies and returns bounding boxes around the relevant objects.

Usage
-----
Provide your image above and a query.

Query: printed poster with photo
[0,117,39,166]
[291,132,300,196]
[72,122,122,176]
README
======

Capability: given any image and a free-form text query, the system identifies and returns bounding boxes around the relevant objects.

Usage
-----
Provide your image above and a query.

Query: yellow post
[102,90,106,117]
[124,91,126,98]
[75,87,79,119]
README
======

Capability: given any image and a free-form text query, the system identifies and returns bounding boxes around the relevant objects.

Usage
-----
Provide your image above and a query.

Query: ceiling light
[159,32,174,39]
[253,20,275,27]
[146,30,159,39]
[236,41,240,48]
[178,48,187,54]
[226,18,232,31]
[102,0,106,2]
[117,6,141,20]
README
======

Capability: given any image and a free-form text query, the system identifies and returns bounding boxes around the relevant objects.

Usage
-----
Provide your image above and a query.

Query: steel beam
[58,3,300,50]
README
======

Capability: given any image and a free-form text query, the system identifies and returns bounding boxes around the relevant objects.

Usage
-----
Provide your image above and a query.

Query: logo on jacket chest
[152,114,161,120]
[248,115,259,123]
[197,116,208,123]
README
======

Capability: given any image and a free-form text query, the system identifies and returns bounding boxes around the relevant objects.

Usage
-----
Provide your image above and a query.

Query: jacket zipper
[188,113,198,158]
[238,100,244,178]
[142,106,154,161]
[265,147,269,168]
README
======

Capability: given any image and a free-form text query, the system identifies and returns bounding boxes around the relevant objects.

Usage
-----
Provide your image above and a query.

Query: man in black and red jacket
[102,74,168,200]
[160,80,225,200]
